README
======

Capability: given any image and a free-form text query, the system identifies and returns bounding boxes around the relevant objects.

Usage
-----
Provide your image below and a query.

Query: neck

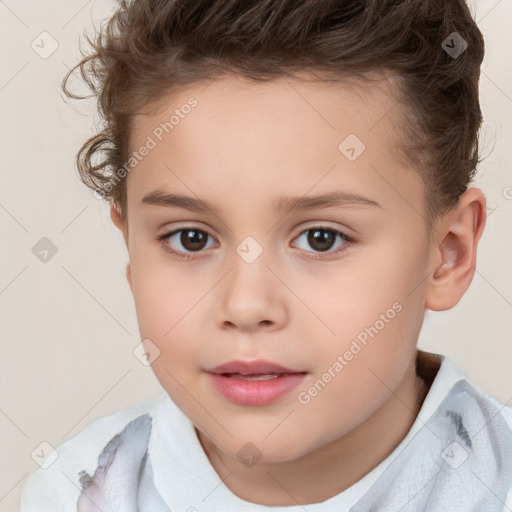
[197,350,436,507]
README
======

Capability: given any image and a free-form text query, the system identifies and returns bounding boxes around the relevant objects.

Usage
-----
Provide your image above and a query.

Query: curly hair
[62,0,486,229]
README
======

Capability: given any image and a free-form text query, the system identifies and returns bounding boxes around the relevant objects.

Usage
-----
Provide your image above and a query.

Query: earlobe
[126,263,133,292]
[110,204,124,231]
[425,188,486,311]
[110,204,128,246]
[111,205,132,291]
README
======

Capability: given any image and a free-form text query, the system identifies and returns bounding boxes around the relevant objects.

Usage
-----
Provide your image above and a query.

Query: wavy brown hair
[62,0,486,230]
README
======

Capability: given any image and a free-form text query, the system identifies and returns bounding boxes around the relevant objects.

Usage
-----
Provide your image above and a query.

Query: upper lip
[207,359,305,375]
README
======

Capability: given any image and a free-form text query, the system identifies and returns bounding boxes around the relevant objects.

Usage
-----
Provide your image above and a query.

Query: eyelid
[156,223,219,254]
[158,220,354,239]
[296,221,354,236]
[156,222,356,259]
[157,222,217,241]
[291,224,354,257]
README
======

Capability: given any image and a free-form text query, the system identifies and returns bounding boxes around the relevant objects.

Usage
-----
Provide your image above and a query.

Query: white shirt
[20,351,512,511]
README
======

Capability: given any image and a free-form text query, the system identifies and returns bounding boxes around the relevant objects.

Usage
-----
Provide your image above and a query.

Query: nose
[215,257,288,333]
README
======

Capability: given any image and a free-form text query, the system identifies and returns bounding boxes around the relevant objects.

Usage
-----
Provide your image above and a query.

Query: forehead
[127,72,423,218]
[130,71,405,151]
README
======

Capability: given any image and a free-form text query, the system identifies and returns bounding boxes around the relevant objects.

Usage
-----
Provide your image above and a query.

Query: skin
[110,72,486,506]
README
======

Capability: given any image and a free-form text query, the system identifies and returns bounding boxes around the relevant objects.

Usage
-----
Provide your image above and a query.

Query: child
[20,0,512,510]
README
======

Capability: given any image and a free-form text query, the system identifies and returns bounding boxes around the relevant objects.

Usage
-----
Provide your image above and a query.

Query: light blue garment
[350,379,512,511]
[75,379,512,511]
[76,415,170,512]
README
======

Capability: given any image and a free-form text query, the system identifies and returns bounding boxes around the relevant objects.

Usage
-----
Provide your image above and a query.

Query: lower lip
[207,372,307,406]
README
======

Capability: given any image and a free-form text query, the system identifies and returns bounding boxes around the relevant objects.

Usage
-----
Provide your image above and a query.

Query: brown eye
[158,225,354,261]
[307,229,337,252]
[293,227,352,257]
[179,229,209,251]
[159,228,216,256]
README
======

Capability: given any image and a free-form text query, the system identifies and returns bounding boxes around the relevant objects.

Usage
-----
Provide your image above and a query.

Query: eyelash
[155,225,355,261]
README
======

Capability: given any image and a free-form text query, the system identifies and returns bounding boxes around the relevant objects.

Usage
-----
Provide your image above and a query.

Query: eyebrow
[140,189,382,215]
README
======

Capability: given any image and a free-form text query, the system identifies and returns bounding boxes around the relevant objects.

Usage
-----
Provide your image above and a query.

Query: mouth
[207,359,304,375]
[206,360,307,406]
[221,372,283,381]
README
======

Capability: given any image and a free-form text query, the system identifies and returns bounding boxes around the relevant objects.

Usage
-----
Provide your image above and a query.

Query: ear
[125,262,133,293]
[110,204,127,244]
[425,187,487,311]
[110,204,132,292]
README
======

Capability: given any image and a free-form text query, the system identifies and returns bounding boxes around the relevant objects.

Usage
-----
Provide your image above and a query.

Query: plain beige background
[1,0,511,510]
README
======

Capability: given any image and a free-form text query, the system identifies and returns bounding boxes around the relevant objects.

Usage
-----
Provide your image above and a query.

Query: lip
[208,359,301,375]
[206,359,307,406]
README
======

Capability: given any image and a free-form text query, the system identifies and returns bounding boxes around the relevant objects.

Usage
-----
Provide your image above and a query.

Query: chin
[213,431,313,466]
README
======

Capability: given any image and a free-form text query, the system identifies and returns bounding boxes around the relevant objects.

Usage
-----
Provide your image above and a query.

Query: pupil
[308,229,335,252]
[181,230,207,251]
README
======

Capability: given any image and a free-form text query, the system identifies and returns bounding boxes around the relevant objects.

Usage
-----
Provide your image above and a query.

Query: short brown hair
[62,0,486,230]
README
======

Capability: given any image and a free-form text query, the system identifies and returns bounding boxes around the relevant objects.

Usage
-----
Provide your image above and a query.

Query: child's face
[118,73,437,463]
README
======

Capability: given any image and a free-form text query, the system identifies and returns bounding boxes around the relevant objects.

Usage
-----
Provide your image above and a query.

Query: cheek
[301,237,427,404]
[129,254,209,371]
[293,305,418,450]
[130,234,200,327]
[308,250,421,350]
